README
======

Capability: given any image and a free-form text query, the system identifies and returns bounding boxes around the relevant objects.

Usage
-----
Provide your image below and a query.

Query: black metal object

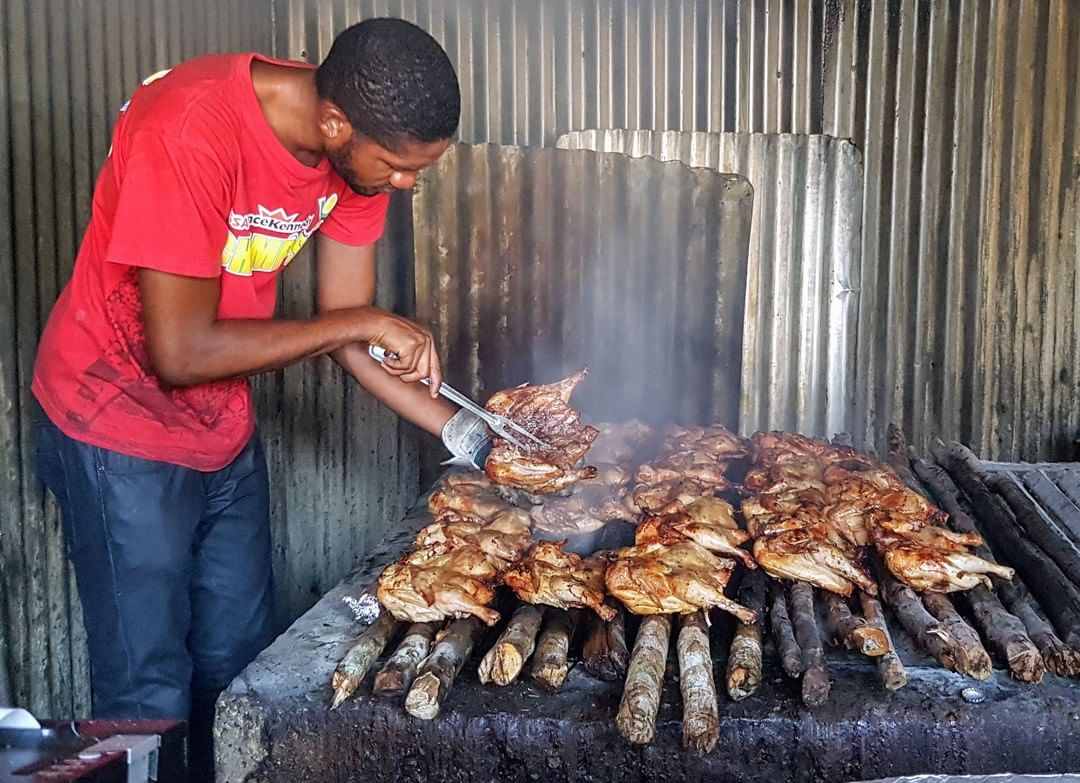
[216,488,1080,783]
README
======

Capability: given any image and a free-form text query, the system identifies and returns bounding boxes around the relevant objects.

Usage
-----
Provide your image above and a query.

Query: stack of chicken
[604,425,759,623]
[376,472,533,626]
[484,370,600,494]
[741,432,1013,595]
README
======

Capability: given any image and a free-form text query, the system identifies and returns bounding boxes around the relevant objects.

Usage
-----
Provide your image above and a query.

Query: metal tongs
[368,345,550,450]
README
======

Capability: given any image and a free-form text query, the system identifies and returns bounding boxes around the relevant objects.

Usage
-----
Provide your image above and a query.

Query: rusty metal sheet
[557,130,863,440]
[412,144,753,433]
[823,0,1080,460]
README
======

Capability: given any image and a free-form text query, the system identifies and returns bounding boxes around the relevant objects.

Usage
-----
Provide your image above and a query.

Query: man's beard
[326,140,382,197]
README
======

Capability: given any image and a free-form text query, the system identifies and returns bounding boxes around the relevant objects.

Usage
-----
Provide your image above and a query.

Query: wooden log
[921,592,993,680]
[330,612,400,709]
[477,604,544,686]
[788,582,830,707]
[405,616,484,720]
[678,611,719,755]
[933,440,1080,589]
[583,607,630,682]
[768,580,803,678]
[726,569,767,701]
[373,621,439,697]
[823,591,889,657]
[929,442,1080,647]
[858,591,907,690]
[531,608,580,691]
[878,568,958,671]
[998,579,1080,677]
[964,585,1045,682]
[905,454,1046,682]
[1021,471,1080,547]
[617,615,672,745]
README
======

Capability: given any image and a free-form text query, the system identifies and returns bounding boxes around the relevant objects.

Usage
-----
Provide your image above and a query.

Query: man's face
[326,133,450,197]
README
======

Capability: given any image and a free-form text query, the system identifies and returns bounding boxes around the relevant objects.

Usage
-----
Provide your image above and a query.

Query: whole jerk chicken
[634,497,756,568]
[605,540,757,623]
[484,371,600,494]
[377,545,502,625]
[502,541,616,620]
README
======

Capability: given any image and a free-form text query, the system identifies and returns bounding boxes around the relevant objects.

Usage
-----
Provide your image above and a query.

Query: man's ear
[318,100,353,142]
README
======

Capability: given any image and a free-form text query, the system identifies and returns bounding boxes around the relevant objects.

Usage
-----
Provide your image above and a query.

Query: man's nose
[390,170,417,190]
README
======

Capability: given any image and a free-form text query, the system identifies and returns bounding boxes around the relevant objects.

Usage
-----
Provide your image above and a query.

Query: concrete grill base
[215,496,1080,783]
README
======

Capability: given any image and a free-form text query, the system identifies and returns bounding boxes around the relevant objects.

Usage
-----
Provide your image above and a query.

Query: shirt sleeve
[317,188,390,247]
[105,131,232,278]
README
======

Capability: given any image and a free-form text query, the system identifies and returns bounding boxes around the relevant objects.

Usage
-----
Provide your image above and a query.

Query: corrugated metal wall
[412,144,753,433]
[823,0,1080,462]
[0,0,277,718]
[557,130,864,440]
[278,0,1080,461]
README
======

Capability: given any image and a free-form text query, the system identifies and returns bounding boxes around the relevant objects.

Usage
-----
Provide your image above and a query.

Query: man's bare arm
[315,234,455,437]
[138,266,442,389]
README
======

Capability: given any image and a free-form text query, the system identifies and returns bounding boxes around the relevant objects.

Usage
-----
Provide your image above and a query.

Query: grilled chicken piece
[751,431,866,466]
[484,371,600,494]
[635,513,755,568]
[881,543,1015,593]
[752,531,878,597]
[743,461,827,494]
[662,425,749,460]
[605,541,757,622]
[632,477,721,515]
[589,420,655,465]
[377,545,502,625]
[414,518,532,569]
[502,541,616,620]
[428,471,512,521]
[529,483,637,535]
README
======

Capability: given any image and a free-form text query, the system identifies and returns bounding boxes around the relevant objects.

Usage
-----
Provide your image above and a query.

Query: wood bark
[404,617,484,720]
[929,441,1080,647]
[583,607,630,682]
[531,608,579,691]
[330,612,400,709]
[678,612,719,755]
[878,568,958,671]
[617,615,672,744]
[768,580,803,678]
[858,591,907,690]
[726,569,766,701]
[477,604,544,686]
[823,591,889,657]
[373,621,439,697]
[788,582,830,707]
[921,592,992,680]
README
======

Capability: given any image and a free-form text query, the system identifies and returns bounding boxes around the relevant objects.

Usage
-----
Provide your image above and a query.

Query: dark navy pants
[32,406,275,778]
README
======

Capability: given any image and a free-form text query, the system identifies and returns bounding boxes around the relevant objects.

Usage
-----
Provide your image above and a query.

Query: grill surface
[216,463,1080,783]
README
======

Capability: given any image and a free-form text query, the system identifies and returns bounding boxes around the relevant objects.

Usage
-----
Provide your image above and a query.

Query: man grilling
[30,18,491,779]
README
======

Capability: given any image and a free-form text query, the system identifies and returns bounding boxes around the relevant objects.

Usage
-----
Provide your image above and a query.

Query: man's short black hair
[315,18,460,152]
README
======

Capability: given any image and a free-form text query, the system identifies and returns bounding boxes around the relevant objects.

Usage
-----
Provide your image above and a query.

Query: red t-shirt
[32,53,389,471]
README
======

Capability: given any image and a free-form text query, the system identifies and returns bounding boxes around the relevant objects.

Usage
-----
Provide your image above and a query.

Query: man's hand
[365,312,442,395]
